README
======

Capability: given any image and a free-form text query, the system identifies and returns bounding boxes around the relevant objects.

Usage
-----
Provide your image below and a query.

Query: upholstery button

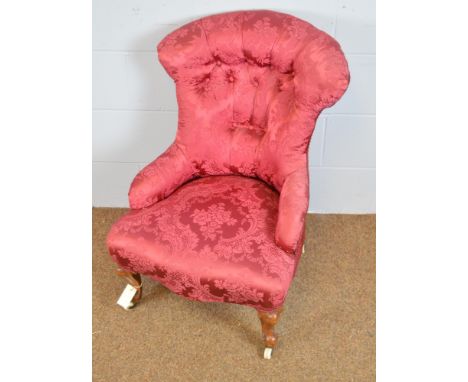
[228,76,234,82]
[216,60,222,66]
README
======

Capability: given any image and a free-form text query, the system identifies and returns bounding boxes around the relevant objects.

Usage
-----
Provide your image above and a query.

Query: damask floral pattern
[190,203,237,241]
[107,10,349,311]
[108,176,298,310]
[131,10,349,254]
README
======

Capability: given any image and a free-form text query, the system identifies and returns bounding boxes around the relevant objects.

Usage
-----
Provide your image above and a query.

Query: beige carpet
[93,208,375,381]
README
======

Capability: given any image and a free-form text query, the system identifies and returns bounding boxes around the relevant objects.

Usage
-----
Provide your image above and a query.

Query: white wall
[93,0,376,213]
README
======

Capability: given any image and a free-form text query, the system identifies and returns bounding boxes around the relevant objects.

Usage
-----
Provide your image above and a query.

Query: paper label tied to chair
[117,284,137,310]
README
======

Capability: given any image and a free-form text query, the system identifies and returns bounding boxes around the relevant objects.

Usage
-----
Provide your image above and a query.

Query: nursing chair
[106,10,349,359]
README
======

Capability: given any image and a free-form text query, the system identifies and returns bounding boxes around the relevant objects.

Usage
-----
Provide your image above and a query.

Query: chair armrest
[275,167,309,254]
[129,143,194,209]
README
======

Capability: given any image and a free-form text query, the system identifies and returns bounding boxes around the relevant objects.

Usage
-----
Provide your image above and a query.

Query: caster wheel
[263,347,273,359]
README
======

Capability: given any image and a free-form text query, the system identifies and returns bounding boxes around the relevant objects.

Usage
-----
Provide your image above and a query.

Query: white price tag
[116,284,137,310]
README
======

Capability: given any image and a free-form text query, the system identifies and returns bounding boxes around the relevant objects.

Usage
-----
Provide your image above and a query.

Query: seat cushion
[107,175,299,310]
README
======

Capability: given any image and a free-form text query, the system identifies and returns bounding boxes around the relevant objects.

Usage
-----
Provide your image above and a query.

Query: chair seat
[107,175,298,310]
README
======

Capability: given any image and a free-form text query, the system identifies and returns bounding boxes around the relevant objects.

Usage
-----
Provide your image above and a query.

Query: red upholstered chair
[107,10,349,359]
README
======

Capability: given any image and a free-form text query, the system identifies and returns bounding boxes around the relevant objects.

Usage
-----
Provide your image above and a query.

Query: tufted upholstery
[107,10,349,310]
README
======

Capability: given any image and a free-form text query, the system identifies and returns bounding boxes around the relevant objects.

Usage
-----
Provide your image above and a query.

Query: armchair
[106,10,349,359]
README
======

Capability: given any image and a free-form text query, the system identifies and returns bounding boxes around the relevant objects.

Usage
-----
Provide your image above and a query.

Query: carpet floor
[93,208,375,382]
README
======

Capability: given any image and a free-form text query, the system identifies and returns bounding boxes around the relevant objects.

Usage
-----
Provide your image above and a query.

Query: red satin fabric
[107,10,349,310]
[108,176,298,310]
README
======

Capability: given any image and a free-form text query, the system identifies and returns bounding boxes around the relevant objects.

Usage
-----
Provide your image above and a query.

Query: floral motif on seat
[107,176,298,310]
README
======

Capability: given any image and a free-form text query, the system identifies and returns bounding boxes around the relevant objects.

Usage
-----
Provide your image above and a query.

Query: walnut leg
[257,306,284,359]
[116,268,143,305]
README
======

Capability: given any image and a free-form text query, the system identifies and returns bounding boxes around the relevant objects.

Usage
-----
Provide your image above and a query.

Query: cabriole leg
[116,268,142,309]
[257,306,284,359]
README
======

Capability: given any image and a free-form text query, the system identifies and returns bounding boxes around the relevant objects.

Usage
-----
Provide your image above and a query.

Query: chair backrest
[158,10,349,191]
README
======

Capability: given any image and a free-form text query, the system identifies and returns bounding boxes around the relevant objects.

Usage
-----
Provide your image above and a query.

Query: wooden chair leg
[116,268,143,305]
[257,306,284,359]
